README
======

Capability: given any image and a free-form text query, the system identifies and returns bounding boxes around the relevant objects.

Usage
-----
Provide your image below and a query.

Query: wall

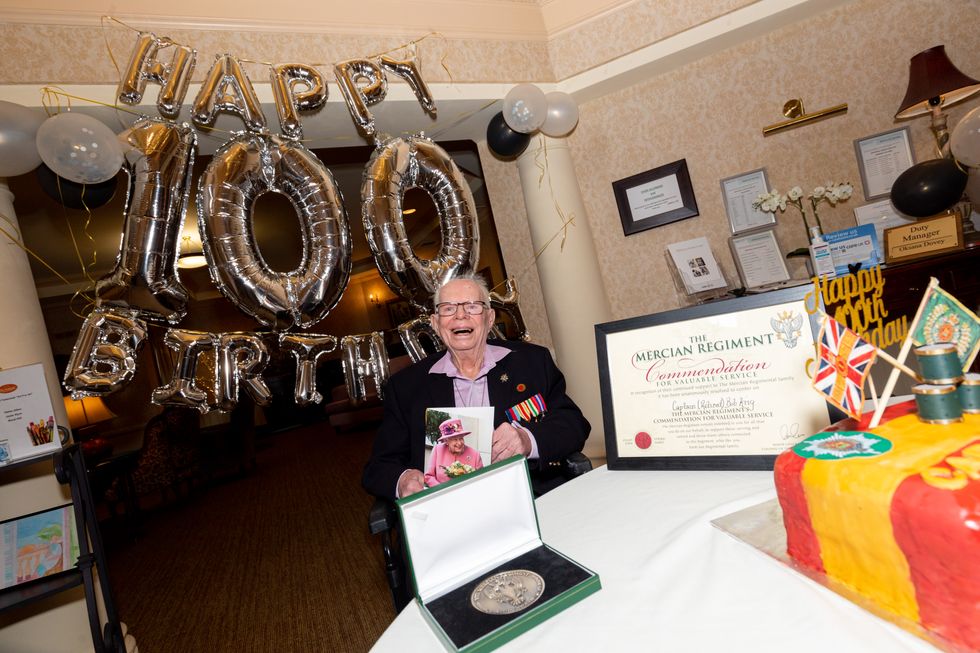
[563,0,980,321]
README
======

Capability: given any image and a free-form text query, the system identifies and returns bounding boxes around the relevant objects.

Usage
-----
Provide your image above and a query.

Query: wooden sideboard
[875,239,980,324]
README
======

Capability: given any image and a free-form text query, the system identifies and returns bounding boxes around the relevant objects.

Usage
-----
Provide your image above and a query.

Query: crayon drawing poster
[0,363,61,465]
[1,505,78,589]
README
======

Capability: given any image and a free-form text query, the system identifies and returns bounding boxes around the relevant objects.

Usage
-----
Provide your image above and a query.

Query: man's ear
[430,313,439,332]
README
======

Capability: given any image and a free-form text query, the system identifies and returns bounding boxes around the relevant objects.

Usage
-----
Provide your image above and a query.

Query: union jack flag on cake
[813,315,877,419]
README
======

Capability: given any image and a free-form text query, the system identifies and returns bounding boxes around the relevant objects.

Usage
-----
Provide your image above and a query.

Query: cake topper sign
[803,266,908,349]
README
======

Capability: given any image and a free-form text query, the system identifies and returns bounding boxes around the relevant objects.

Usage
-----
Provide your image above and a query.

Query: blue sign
[823,224,880,276]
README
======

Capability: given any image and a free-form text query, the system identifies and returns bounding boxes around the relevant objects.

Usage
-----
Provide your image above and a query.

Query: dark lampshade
[895,45,980,119]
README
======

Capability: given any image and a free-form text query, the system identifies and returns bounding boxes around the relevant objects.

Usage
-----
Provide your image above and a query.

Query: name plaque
[883,212,963,264]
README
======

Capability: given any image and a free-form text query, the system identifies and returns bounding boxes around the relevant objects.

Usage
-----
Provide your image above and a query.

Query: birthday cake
[774,400,980,651]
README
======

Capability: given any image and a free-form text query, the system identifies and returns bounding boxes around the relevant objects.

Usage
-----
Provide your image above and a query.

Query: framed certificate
[612,159,699,235]
[720,168,775,234]
[728,226,790,289]
[595,284,838,471]
[853,127,915,201]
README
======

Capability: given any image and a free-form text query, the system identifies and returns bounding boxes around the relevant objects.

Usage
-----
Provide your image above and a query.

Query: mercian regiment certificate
[603,299,829,458]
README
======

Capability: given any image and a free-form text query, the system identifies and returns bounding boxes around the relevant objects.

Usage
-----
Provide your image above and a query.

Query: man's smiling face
[430,279,495,357]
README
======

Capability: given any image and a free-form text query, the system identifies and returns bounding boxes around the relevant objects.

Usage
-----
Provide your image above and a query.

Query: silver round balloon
[502,84,547,134]
[270,63,327,141]
[279,333,339,406]
[151,329,214,412]
[362,135,480,312]
[340,333,390,404]
[36,112,124,184]
[63,308,147,398]
[334,58,387,136]
[540,91,579,138]
[192,54,266,132]
[117,31,197,120]
[0,101,45,177]
[96,118,196,324]
[197,132,352,330]
[215,332,271,412]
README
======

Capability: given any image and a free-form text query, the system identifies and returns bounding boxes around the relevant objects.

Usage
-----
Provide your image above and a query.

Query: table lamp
[895,45,980,156]
[63,395,116,440]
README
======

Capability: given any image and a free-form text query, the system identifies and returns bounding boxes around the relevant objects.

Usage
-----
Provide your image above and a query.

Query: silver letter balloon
[361,136,480,312]
[197,133,352,330]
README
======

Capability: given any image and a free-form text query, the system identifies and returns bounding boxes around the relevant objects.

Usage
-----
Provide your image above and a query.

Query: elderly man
[362,273,590,500]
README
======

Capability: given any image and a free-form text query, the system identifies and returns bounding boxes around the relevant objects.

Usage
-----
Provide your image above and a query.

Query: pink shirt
[429,344,539,459]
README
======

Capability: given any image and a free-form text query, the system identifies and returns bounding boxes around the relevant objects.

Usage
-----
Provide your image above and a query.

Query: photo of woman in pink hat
[424,418,484,488]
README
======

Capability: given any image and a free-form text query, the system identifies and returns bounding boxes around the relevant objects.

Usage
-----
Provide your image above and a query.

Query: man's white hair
[433,273,491,307]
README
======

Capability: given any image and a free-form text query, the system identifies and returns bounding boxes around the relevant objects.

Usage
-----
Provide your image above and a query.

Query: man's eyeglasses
[434,301,488,317]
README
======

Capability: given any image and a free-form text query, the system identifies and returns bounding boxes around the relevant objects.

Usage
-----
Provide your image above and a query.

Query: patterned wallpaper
[547,0,751,80]
[0,23,554,84]
[562,0,980,323]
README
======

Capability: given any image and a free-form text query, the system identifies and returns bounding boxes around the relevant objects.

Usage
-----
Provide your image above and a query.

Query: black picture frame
[612,159,699,236]
[594,284,841,471]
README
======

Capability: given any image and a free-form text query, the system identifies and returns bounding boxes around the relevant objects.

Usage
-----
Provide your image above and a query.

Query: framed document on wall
[720,168,775,234]
[612,159,699,235]
[853,127,915,200]
[595,284,838,471]
[728,226,790,289]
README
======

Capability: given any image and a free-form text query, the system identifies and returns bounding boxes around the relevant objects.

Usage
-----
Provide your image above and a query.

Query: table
[370,466,940,652]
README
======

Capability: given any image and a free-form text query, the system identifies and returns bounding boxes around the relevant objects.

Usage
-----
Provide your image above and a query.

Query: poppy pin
[516,383,526,392]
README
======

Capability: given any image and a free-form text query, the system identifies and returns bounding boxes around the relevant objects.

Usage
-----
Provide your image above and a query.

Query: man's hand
[397,469,426,498]
[491,422,531,463]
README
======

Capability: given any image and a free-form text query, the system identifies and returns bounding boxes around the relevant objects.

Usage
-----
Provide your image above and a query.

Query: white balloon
[966,167,980,207]
[502,84,547,134]
[540,91,579,137]
[0,101,45,177]
[951,106,980,168]
[36,112,124,184]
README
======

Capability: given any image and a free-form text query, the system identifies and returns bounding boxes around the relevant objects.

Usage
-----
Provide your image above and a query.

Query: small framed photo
[853,127,915,201]
[720,168,775,234]
[613,159,699,236]
[728,226,790,289]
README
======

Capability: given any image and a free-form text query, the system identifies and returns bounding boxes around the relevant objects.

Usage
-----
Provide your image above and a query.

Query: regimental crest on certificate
[423,407,494,469]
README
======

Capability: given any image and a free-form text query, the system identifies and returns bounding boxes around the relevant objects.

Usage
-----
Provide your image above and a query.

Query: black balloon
[486,111,531,158]
[36,163,117,210]
[890,158,967,218]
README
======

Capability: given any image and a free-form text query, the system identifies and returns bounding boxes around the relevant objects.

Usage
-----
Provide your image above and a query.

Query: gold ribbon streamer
[0,210,97,317]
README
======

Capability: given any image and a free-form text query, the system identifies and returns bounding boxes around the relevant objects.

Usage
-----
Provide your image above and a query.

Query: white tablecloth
[370,466,939,652]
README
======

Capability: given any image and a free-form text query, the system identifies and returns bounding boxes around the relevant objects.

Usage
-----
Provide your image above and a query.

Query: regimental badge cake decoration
[792,431,893,460]
[470,570,545,615]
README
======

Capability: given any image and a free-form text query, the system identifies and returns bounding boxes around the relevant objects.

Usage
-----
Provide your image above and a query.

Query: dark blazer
[361,340,590,500]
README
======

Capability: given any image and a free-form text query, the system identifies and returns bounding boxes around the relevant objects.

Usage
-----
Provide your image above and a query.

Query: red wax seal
[0,384,16,394]
[635,432,652,449]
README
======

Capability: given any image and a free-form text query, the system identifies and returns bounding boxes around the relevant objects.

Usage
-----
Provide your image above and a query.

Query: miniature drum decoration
[913,343,963,385]
[913,383,963,424]
[958,373,980,414]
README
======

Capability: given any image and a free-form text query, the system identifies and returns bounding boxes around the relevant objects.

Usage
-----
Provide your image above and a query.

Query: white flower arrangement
[753,181,854,244]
